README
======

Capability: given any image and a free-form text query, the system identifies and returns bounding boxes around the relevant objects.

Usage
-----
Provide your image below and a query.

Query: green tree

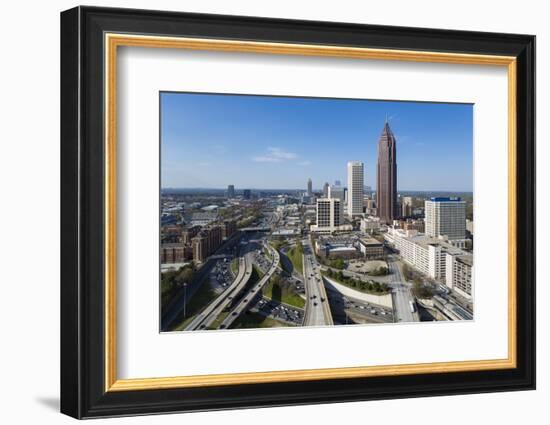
[330,258,345,269]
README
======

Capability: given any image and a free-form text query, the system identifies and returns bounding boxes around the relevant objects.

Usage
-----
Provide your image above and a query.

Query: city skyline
[161,92,473,191]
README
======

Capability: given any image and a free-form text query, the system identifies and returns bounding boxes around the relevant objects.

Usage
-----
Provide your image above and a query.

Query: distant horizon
[161,186,473,193]
[161,93,473,191]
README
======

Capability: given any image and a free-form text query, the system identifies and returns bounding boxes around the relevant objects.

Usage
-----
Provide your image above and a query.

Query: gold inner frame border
[104,33,517,392]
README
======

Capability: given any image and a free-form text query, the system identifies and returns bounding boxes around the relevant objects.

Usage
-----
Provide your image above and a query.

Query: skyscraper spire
[376,120,398,224]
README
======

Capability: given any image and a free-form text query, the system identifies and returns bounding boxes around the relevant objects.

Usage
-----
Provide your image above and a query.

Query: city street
[327,288,393,325]
[387,257,419,323]
[220,242,281,329]
[184,248,253,331]
[303,238,334,326]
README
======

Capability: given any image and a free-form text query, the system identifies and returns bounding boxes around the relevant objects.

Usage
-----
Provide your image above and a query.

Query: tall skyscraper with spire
[376,120,398,224]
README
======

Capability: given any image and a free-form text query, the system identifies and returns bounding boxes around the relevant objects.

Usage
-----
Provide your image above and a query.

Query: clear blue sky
[161,92,473,191]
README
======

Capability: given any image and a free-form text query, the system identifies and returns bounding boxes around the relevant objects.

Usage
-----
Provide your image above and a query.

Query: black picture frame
[61,5,536,419]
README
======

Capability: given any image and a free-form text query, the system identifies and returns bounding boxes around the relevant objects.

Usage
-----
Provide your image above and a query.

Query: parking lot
[208,257,234,293]
[252,297,304,326]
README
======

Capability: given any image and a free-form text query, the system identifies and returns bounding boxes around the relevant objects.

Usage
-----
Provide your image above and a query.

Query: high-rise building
[307,178,313,196]
[334,180,341,186]
[376,121,398,224]
[328,184,345,202]
[425,197,466,245]
[310,197,345,233]
[243,189,251,200]
[227,184,235,198]
[402,196,413,217]
[323,182,329,198]
[347,161,364,217]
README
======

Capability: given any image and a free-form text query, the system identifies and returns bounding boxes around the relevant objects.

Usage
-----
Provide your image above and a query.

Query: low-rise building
[358,236,384,259]
[160,243,193,264]
[191,225,223,263]
[190,211,218,226]
[403,218,425,233]
[363,198,377,216]
[316,240,359,259]
[360,216,380,233]
[161,224,183,243]
[445,254,473,299]
[384,228,473,293]
[181,225,201,244]
[221,220,237,239]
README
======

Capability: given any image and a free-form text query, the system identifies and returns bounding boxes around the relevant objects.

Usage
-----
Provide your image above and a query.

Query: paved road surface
[387,258,419,323]
[184,252,252,331]
[220,243,281,329]
[303,238,334,326]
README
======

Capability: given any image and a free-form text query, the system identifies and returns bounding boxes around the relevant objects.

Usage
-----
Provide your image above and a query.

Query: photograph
[159,92,474,332]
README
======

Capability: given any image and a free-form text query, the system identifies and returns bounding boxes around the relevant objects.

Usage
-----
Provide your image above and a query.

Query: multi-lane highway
[303,238,334,326]
[184,251,253,331]
[387,257,419,323]
[220,242,281,329]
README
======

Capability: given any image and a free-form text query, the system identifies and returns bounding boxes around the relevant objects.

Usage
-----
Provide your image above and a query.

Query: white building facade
[385,228,473,298]
[425,197,467,248]
[445,254,473,299]
[347,161,364,217]
[310,198,351,233]
[328,184,345,202]
[360,216,381,232]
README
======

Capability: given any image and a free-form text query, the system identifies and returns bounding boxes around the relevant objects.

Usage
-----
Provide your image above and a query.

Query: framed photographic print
[60,6,536,419]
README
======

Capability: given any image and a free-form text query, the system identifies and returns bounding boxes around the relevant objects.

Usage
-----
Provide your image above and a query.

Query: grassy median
[230,258,239,276]
[287,242,304,275]
[263,275,305,309]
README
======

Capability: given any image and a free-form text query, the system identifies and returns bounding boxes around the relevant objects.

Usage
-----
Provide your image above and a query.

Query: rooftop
[390,228,466,254]
[429,197,462,202]
[359,236,382,246]
[456,255,473,267]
